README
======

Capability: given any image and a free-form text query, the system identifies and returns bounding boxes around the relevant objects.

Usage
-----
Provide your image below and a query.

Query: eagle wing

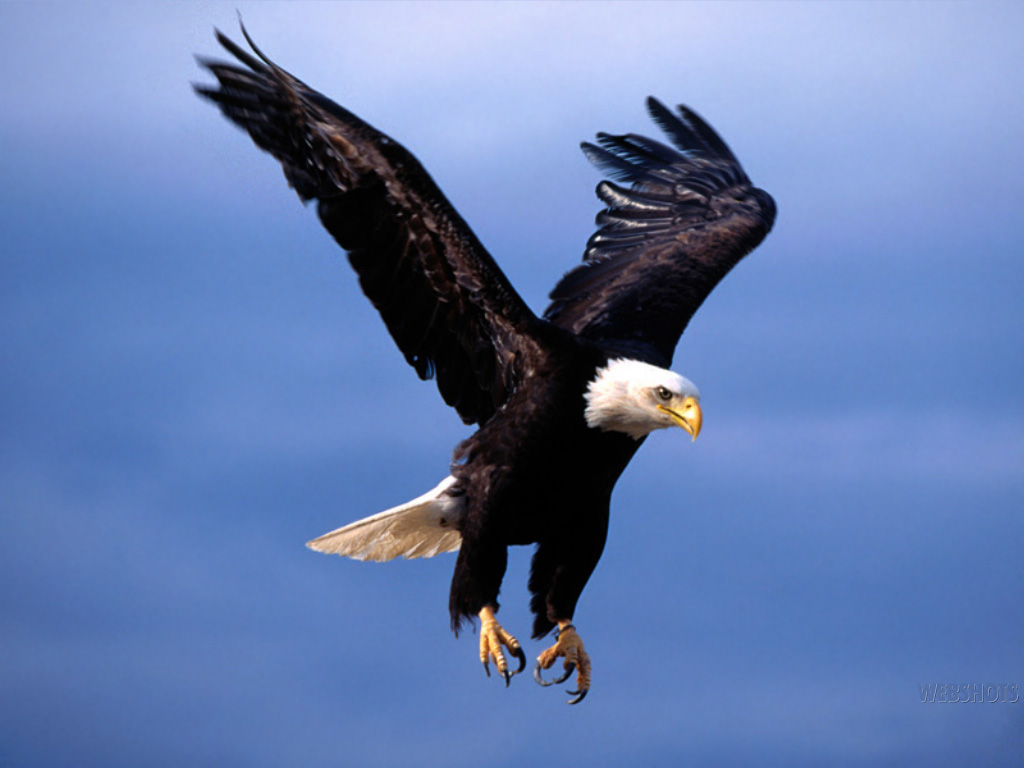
[544,98,776,366]
[195,27,542,425]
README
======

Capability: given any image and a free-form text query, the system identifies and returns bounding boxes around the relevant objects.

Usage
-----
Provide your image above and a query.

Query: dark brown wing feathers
[195,26,540,425]
[544,98,776,365]
[197,29,774,412]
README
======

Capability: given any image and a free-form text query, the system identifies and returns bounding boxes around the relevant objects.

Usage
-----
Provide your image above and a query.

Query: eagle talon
[511,645,527,676]
[553,662,575,685]
[533,659,575,687]
[535,623,591,704]
[533,660,553,686]
[478,606,523,687]
[566,688,588,705]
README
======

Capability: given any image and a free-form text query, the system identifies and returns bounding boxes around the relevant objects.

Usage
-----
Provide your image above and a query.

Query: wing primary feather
[673,103,743,168]
[595,181,678,212]
[581,142,677,186]
[595,132,682,169]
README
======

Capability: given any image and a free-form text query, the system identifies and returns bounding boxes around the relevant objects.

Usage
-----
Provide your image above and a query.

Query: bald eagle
[195,25,775,704]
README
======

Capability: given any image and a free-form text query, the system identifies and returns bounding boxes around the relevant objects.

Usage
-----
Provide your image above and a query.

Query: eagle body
[447,337,641,638]
[195,25,776,702]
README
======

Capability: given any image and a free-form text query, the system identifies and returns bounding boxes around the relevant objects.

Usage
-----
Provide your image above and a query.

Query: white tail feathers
[306,476,464,562]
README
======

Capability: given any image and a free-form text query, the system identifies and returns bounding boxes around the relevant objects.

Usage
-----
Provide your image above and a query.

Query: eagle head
[584,358,702,441]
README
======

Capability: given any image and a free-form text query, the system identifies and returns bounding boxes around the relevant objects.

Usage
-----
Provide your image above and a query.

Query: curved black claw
[566,687,588,705]
[511,646,527,676]
[552,663,575,685]
[533,660,576,687]
[485,649,526,687]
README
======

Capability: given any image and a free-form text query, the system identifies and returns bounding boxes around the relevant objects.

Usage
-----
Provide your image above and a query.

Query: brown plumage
[195,23,775,703]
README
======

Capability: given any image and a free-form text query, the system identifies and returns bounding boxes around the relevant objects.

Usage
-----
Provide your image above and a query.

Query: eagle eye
[655,386,673,402]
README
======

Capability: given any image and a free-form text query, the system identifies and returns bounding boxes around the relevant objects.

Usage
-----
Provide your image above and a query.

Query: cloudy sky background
[2,2,1022,765]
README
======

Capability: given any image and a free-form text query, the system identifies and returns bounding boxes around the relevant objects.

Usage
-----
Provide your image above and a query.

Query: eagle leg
[478,605,526,686]
[533,622,591,704]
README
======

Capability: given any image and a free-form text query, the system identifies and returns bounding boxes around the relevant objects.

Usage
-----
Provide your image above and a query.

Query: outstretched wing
[195,26,543,425]
[544,98,776,366]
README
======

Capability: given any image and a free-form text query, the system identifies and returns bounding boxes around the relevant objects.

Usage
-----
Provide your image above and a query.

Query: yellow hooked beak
[658,396,703,442]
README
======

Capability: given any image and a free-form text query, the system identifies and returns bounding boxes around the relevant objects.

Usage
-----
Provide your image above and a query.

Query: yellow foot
[478,606,526,687]
[533,623,591,704]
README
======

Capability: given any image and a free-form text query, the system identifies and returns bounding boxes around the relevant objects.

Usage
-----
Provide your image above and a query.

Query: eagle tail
[306,476,464,561]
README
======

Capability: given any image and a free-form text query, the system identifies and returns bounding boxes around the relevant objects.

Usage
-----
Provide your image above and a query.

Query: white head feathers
[584,358,701,441]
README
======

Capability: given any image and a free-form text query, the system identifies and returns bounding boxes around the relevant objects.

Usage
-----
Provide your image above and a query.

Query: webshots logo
[919,683,1019,704]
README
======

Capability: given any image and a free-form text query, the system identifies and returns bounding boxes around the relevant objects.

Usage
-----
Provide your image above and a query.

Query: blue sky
[2,2,1023,766]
